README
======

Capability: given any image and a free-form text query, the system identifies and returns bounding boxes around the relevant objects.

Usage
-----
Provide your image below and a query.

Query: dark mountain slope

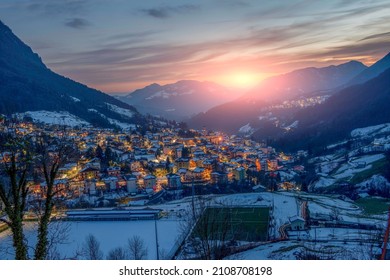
[189,61,367,133]
[348,52,390,86]
[0,20,142,128]
[268,68,390,151]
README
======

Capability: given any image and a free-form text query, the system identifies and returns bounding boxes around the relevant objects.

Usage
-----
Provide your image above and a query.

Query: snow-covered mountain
[0,20,143,129]
[118,80,240,120]
[189,60,367,134]
[243,60,367,102]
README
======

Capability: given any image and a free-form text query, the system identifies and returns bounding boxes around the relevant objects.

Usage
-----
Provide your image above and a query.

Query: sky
[0,0,389,93]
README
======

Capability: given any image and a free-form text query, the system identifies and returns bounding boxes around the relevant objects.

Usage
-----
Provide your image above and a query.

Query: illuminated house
[103,177,118,191]
[176,147,182,158]
[144,174,156,190]
[130,160,142,172]
[211,171,228,185]
[79,166,100,180]
[85,180,97,195]
[85,158,101,170]
[107,166,121,177]
[203,159,215,171]
[167,173,182,189]
[57,162,78,179]
[175,157,190,169]
[233,167,246,182]
[192,167,206,181]
[248,163,257,172]
[267,159,279,171]
[124,175,137,193]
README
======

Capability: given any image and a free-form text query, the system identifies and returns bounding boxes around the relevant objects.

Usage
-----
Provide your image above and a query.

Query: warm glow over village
[1,1,390,270]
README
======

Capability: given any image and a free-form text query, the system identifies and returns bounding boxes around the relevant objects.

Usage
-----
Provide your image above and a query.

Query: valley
[0,14,390,261]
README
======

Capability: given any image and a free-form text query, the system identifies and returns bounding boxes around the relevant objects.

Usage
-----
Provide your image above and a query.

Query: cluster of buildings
[1,118,308,206]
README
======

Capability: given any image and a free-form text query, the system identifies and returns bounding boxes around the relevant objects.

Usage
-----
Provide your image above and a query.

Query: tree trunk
[11,218,28,260]
[34,187,54,260]
[34,211,51,260]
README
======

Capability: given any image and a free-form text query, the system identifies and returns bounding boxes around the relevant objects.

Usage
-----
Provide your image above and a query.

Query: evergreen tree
[182,147,191,158]
[85,147,95,159]
[96,145,104,160]
[166,157,171,172]
[104,147,114,164]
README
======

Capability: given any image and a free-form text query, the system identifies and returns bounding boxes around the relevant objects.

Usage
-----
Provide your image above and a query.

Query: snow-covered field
[314,176,337,189]
[238,123,254,135]
[351,123,390,138]
[227,237,379,260]
[224,192,385,260]
[14,111,90,127]
[106,117,136,131]
[88,108,136,130]
[0,192,386,260]
[105,103,134,118]
[313,153,386,189]
[70,96,81,102]
[0,219,180,260]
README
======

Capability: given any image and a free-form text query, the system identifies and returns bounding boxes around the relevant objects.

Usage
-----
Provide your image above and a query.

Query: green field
[351,158,388,184]
[355,197,390,215]
[193,207,270,242]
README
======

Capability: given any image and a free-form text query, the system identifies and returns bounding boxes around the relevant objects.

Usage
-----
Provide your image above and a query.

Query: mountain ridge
[268,67,390,151]
[118,79,240,120]
[348,52,390,86]
[0,20,143,129]
[188,60,368,133]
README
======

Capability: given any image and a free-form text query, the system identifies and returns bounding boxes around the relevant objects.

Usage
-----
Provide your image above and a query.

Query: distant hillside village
[1,114,390,210]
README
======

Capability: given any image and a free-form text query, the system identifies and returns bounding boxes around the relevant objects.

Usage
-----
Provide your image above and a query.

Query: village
[2,115,390,209]
[1,116,390,260]
[0,116,311,210]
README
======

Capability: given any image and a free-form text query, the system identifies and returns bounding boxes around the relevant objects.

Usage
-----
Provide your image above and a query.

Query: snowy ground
[238,123,254,135]
[357,175,390,194]
[226,238,379,260]
[351,123,390,138]
[0,192,387,260]
[106,117,136,131]
[313,176,337,189]
[313,153,385,189]
[14,111,90,127]
[105,103,134,118]
[334,153,384,180]
[0,218,181,260]
[88,108,136,131]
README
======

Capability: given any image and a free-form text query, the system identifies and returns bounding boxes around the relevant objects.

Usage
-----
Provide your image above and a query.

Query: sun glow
[220,72,263,89]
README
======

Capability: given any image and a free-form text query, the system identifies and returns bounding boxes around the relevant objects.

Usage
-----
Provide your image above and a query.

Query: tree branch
[0,217,12,227]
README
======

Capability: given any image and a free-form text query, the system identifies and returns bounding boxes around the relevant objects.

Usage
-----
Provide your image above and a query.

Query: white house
[289,216,305,230]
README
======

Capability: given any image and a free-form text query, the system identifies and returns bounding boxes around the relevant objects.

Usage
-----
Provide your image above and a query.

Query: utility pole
[191,178,195,219]
[380,207,390,260]
[155,213,159,260]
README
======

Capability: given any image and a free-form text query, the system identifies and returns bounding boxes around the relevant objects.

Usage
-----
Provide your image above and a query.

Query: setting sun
[219,72,263,89]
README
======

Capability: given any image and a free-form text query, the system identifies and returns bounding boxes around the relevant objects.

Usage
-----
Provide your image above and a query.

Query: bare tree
[0,131,75,260]
[83,234,103,260]
[295,244,337,260]
[180,196,233,260]
[331,208,341,221]
[45,222,71,260]
[127,235,148,260]
[106,247,127,260]
[0,134,31,259]
[33,134,76,260]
